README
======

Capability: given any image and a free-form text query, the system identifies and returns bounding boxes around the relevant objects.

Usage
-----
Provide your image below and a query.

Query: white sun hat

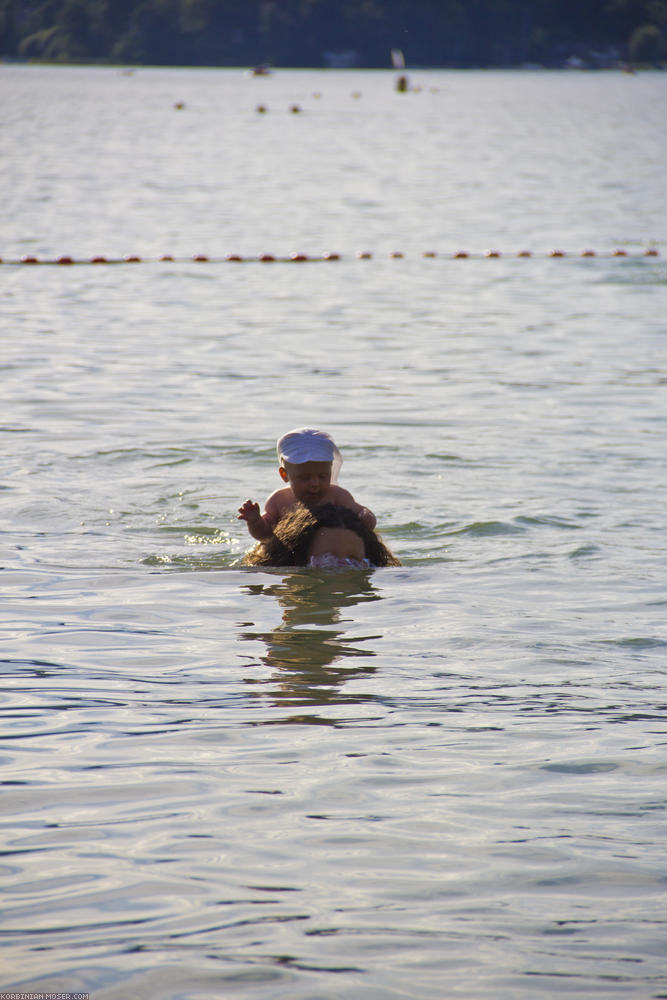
[277,427,343,483]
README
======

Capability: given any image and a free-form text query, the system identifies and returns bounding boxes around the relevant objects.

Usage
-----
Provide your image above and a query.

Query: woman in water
[242,503,400,568]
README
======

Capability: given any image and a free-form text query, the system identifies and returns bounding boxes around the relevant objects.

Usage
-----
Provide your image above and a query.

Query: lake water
[2,64,667,999]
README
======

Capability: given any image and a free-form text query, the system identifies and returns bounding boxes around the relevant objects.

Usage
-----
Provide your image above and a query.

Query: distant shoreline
[2,58,665,72]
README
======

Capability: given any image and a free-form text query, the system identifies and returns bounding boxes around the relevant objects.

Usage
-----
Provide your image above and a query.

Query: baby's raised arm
[238,499,274,541]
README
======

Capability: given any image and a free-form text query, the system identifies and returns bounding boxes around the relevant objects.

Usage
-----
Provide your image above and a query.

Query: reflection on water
[240,570,382,716]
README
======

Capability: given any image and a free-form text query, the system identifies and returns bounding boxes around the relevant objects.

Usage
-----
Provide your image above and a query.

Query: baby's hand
[359,507,377,530]
[238,499,261,524]
[238,499,274,541]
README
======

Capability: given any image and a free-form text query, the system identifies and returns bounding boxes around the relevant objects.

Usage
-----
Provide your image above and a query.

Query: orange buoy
[258,253,275,262]
[256,104,267,113]
[193,254,209,262]
[226,254,243,262]
[644,248,659,256]
[580,250,596,257]
[323,252,340,260]
[422,251,437,258]
[124,254,141,262]
[356,251,372,259]
[91,256,108,263]
[160,254,174,262]
[612,249,627,256]
[485,250,501,258]
[453,251,469,258]
[549,250,565,257]
[290,252,308,261]
[57,255,74,265]
[517,250,532,257]
[390,251,404,258]
[289,104,302,114]
[21,255,39,264]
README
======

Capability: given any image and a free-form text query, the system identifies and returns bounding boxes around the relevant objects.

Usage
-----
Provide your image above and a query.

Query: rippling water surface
[2,65,667,999]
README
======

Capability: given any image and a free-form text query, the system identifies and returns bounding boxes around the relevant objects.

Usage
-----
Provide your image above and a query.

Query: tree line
[1,0,665,68]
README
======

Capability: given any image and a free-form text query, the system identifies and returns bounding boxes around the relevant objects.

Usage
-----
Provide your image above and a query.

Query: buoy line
[1,249,660,266]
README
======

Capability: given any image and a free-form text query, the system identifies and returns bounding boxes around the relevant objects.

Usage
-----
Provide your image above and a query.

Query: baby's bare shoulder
[265,487,295,515]
[330,485,357,505]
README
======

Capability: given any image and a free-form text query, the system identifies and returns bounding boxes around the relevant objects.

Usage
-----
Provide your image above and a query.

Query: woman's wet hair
[242,503,400,567]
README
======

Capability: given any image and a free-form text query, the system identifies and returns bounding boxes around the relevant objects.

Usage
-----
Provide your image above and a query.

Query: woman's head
[242,503,400,568]
[308,525,366,565]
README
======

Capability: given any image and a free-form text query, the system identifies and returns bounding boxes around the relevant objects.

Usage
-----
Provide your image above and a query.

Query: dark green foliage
[1,0,665,66]
[629,22,665,61]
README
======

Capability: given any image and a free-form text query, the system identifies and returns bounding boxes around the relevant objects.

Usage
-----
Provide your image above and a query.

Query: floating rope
[1,249,660,266]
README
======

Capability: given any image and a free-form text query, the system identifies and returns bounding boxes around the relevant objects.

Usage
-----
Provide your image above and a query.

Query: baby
[238,427,376,541]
